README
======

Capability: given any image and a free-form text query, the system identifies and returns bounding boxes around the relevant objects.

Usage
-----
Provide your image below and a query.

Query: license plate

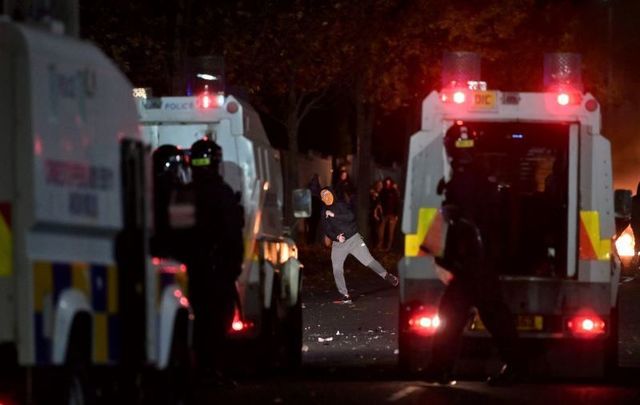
[470,314,543,331]
[470,91,497,110]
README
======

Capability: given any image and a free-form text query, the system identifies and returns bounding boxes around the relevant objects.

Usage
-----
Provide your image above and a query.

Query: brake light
[229,307,253,333]
[408,312,441,335]
[567,315,605,336]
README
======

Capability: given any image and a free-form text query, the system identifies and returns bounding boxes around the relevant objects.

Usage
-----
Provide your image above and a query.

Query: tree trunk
[355,98,374,240]
[284,89,300,230]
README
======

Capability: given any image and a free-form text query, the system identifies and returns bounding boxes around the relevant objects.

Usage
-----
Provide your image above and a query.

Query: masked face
[320,189,334,206]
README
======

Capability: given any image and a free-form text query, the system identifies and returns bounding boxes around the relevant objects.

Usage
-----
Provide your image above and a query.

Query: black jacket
[321,201,358,241]
[191,173,245,281]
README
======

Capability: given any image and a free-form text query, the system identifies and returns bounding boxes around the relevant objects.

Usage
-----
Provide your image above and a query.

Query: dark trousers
[188,263,236,372]
[430,274,519,375]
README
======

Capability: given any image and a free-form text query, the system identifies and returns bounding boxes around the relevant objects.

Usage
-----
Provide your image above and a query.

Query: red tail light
[408,312,441,336]
[567,315,606,336]
[229,307,253,334]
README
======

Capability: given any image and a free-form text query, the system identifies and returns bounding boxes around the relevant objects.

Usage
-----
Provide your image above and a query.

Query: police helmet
[190,138,222,169]
[443,124,478,166]
[153,144,185,176]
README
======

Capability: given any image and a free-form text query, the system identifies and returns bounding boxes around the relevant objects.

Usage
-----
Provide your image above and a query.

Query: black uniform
[188,139,244,374]
[429,135,520,383]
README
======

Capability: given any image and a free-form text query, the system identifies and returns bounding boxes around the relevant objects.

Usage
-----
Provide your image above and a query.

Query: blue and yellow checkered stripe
[33,261,119,365]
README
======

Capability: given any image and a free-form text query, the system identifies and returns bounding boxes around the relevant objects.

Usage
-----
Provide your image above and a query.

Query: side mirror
[614,189,632,237]
[292,188,312,218]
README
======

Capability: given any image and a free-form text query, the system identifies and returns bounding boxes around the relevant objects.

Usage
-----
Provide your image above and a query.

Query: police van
[398,54,626,378]
[136,89,308,369]
[0,18,191,404]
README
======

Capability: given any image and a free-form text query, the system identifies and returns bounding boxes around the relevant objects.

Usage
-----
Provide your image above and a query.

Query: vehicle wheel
[64,372,89,405]
[282,298,303,370]
[158,309,192,405]
[31,365,93,405]
[605,305,619,379]
[397,331,413,375]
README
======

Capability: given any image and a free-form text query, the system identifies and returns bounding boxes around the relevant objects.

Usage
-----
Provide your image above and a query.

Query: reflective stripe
[404,207,439,257]
[32,261,120,364]
[93,313,108,362]
[107,265,118,314]
[579,211,610,261]
[72,262,91,297]
[0,203,11,276]
[33,262,53,312]
[191,157,211,166]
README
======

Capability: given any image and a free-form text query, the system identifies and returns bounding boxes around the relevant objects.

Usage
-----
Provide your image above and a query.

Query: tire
[32,314,94,405]
[282,299,303,371]
[397,331,413,375]
[143,309,192,405]
[605,305,619,379]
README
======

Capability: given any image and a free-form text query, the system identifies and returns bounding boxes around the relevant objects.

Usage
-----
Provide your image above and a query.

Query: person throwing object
[320,187,398,304]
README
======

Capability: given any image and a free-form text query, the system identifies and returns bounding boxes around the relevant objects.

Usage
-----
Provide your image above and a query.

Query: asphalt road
[205,246,640,405]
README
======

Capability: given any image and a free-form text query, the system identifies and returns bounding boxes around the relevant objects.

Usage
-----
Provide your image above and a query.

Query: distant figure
[320,187,398,304]
[334,168,356,205]
[188,138,244,383]
[631,182,640,259]
[369,180,383,246]
[307,173,322,244]
[376,177,401,251]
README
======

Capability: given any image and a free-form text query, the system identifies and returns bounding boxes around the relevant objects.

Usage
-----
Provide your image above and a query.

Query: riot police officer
[188,137,244,382]
[151,144,191,259]
[427,124,521,386]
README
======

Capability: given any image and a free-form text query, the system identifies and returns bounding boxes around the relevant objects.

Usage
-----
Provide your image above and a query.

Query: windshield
[445,121,571,277]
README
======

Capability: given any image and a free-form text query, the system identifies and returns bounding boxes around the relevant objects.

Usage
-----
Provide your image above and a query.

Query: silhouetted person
[376,177,400,251]
[151,144,191,259]
[307,173,322,244]
[369,180,383,247]
[188,138,244,382]
[334,168,356,205]
[425,125,521,386]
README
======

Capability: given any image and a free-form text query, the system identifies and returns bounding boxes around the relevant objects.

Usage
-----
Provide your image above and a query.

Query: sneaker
[333,295,352,304]
[385,273,399,287]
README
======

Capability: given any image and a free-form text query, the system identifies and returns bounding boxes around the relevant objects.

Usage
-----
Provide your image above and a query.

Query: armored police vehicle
[0,17,191,404]
[398,54,625,378]
[136,90,307,369]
